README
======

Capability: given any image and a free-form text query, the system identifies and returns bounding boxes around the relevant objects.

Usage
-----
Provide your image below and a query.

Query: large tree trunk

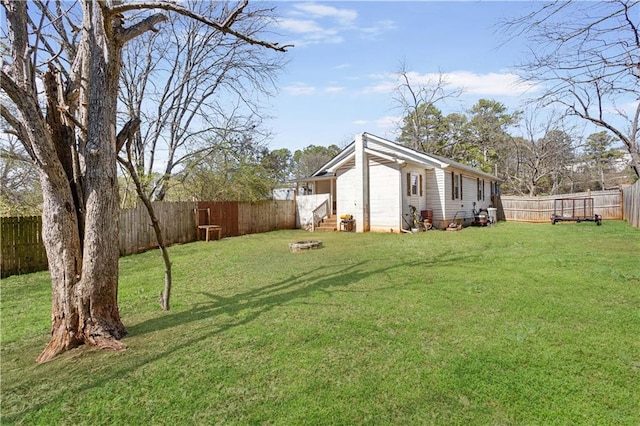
[35,0,126,362]
[35,171,84,363]
[76,0,127,347]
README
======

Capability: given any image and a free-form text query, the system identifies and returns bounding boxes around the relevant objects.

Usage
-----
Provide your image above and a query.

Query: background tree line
[395,96,630,197]
[2,91,632,216]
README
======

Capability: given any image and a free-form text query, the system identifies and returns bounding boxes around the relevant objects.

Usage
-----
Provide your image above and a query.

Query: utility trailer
[550,197,602,225]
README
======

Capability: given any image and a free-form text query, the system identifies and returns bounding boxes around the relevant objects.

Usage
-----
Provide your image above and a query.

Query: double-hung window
[477,178,485,201]
[451,172,461,200]
[407,173,423,196]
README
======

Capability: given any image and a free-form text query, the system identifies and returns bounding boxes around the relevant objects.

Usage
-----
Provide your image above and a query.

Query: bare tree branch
[109,1,292,52]
[117,13,168,43]
[502,0,640,177]
[118,1,286,201]
[393,61,463,153]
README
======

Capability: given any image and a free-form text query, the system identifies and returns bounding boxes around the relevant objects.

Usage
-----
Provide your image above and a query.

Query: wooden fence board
[197,201,239,238]
[1,216,48,277]
[197,200,296,238]
[2,200,296,277]
[500,190,622,223]
[622,181,640,228]
[118,202,198,255]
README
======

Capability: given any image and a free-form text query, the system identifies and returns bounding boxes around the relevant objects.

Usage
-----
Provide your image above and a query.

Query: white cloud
[361,74,398,95]
[284,83,316,96]
[350,116,400,134]
[278,18,324,34]
[445,71,539,96]
[276,17,343,45]
[359,20,397,39]
[279,3,393,47]
[292,3,358,25]
[324,86,345,94]
[284,84,344,95]
[375,115,401,132]
[362,71,541,97]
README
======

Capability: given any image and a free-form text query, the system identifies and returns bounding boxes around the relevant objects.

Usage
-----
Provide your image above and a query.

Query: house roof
[311,132,500,181]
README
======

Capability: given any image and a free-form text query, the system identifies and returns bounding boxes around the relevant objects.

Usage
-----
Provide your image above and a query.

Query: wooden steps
[315,216,337,232]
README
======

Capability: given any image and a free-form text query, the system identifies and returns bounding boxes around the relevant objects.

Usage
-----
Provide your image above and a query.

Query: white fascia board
[440,162,500,181]
[364,132,499,180]
[366,146,438,169]
[363,132,447,168]
[312,143,355,176]
[326,150,356,173]
[363,147,406,165]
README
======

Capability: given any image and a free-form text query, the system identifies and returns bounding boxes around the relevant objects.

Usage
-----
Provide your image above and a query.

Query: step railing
[311,199,330,232]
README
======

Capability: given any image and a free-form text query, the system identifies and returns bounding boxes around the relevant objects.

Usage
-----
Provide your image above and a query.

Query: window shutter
[460,175,463,199]
[451,172,455,200]
[419,175,423,196]
[407,173,411,196]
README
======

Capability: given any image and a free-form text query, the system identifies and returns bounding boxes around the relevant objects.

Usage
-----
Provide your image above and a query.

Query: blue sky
[266,1,542,152]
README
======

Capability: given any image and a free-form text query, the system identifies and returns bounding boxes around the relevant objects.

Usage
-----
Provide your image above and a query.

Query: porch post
[331,177,336,215]
[354,133,370,232]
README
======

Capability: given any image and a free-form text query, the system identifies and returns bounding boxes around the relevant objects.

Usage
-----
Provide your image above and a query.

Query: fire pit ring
[289,240,323,252]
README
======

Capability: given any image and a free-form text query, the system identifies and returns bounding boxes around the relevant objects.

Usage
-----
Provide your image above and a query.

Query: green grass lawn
[2,221,639,425]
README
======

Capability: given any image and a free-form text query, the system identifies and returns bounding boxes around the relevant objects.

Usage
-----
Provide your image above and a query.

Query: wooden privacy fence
[500,190,622,223]
[1,216,48,277]
[197,200,297,237]
[622,181,640,228]
[2,200,297,277]
[119,201,198,256]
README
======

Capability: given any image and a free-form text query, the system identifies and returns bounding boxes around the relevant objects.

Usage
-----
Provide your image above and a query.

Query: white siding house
[301,132,500,232]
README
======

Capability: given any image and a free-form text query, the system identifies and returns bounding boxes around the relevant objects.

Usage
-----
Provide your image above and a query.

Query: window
[477,178,485,201]
[452,172,461,200]
[407,173,423,196]
[411,174,419,195]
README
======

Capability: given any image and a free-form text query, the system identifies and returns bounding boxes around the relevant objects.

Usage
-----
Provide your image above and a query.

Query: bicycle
[403,205,433,232]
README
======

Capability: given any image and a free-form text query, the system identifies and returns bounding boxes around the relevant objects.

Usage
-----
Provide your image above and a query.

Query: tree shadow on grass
[129,260,401,337]
[128,246,475,339]
[3,249,474,423]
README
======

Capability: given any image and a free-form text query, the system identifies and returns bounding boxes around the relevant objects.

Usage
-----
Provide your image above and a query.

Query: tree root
[87,335,127,352]
[36,327,126,363]
[36,327,82,363]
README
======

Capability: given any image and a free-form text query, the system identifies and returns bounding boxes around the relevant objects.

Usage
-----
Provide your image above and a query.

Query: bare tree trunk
[35,155,85,362]
[77,0,127,347]
[117,119,172,311]
[36,0,126,362]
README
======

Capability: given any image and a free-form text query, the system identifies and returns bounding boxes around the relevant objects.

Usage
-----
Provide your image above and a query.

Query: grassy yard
[1,221,639,425]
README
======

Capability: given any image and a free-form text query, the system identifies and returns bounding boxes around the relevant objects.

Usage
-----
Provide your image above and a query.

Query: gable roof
[312,132,499,181]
